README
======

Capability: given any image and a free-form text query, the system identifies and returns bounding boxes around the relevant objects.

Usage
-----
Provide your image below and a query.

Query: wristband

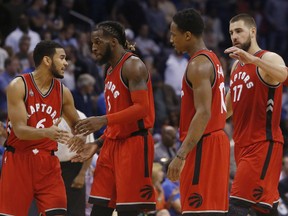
[95,138,104,148]
[176,154,186,160]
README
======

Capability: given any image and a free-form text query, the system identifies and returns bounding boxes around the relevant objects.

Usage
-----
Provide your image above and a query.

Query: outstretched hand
[71,144,98,163]
[67,135,86,153]
[224,46,257,64]
[46,118,71,143]
[74,116,107,136]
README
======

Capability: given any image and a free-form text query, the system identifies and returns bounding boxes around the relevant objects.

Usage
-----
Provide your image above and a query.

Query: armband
[106,90,149,125]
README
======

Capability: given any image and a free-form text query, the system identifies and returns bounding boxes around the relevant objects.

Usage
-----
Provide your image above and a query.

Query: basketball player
[166,8,230,215]
[72,21,156,216]
[0,40,84,216]
[225,14,287,216]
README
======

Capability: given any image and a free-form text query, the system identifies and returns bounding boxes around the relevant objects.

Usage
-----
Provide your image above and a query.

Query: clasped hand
[74,116,106,136]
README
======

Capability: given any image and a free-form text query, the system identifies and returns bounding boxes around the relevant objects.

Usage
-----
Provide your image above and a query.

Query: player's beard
[97,44,112,65]
[239,35,251,52]
[51,61,64,79]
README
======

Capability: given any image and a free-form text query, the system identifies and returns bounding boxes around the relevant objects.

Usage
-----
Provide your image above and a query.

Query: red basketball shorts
[0,149,67,216]
[230,141,283,210]
[180,130,230,215]
[89,132,156,212]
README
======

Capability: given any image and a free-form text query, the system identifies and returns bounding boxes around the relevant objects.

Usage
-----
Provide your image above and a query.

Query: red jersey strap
[255,49,267,58]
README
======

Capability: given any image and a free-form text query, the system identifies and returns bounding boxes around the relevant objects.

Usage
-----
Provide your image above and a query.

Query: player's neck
[247,42,261,55]
[32,69,54,89]
[109,48,127,68]
[188,40,207,57]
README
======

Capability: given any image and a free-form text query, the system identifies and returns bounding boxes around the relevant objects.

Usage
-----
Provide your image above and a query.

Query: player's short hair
[172,8,204,37]
[230,13,256,28]
[33,40,63,67]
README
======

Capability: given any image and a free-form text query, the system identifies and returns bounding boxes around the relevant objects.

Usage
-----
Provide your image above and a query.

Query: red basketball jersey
[230,50,283,147]
[103,52,155,139]
[6,73,63,151]
[179,49,227,141]
[283,75,288,86]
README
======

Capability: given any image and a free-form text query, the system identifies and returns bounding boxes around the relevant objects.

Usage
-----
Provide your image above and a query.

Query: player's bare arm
[177,55,213,157]
[167,56,213,181]
[257,52,287,84]
[122,56,149,92]
[225,47,287,84]
[7,77,70,142]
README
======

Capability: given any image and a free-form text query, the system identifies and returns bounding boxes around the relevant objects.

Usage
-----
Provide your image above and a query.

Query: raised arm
[225,47,287,84]
[7,77,69,141]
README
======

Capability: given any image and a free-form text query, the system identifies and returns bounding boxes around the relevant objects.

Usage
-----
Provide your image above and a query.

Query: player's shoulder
[8,76,25,89]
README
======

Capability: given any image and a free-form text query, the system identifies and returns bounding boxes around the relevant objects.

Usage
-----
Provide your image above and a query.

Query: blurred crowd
[1,0,288,215]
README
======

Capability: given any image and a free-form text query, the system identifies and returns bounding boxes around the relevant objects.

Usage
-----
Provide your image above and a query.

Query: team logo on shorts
[253,186,263,200]
[188,193,203,208]
[140,185,154,200]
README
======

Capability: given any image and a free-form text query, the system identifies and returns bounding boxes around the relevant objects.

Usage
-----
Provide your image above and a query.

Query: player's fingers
[54,117,62,126]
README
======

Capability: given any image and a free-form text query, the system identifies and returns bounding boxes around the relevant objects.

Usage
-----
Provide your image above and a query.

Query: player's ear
[111,37,118,47]
[43,56,52,66]
[184,31,192,41]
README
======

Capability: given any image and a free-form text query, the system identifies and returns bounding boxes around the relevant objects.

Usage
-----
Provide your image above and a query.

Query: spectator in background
[278,154,288,215]
[152,73,180,133]
[26,0,46,33]
[72,73,96,117]
[0,57,21,121]
[154,125,178,166]
[134,24,161,60]
[0,34,9,73]
[149,162,171,216]
[162,176,181,216]
[164,50,188,97]
[44,0,64,38]
[3,0,27,34]
[203,1,225,50]
[22,52,35,74]
[15,34,31,72]
[157,0,177,25]
[5,13,41,54]
[145,0,168,43]
[264,0,288,58]
[54,24,78,49]
[111,0,147,36]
